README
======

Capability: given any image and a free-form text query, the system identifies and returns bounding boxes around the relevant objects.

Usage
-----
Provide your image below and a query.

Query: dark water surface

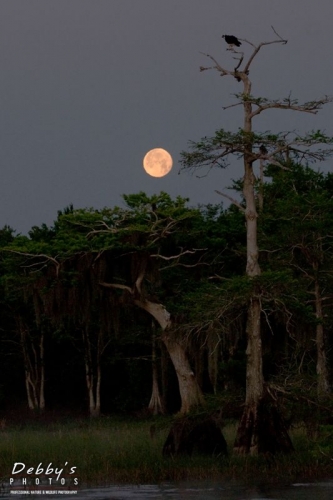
[2,481,333,499]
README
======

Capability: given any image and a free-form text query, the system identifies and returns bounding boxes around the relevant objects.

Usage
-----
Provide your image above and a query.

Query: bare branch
[199,52,233,77]
[222,102,243,111]
[3,249,60,275]
[151,249,198,260]
[270,383,333,413]
[244,31,288,74]
[86,215,130,238]
[271,26,286,42]
[268,159,290,171]
[159,261,209,271]
[250,98,333,118]
[4,249,59,266]
[233,54,244,71]
[215,190,245,213]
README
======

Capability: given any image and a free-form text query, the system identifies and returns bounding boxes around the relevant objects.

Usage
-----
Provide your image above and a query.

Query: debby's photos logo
[9,462,79,495]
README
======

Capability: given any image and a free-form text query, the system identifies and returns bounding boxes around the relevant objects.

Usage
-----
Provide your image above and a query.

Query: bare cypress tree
[181,27,333,454]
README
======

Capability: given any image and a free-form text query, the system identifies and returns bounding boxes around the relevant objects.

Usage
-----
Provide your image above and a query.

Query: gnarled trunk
[234,297,264,454]
[134,298,204,414]
[162,335,204,414]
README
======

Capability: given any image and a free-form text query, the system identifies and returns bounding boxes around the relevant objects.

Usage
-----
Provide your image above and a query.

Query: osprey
[222,35,241,48]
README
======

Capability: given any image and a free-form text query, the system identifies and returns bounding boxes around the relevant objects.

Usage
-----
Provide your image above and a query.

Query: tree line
[0,168,332,425]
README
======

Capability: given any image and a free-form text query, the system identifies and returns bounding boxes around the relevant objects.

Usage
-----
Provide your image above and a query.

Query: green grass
[0,417,333,485]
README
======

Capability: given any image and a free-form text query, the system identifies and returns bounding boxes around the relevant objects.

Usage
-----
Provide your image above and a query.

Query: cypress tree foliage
[1,211,120,416]
[0,228,50,412]
[2,181,333,423]
[0,194,210,415]
[180,27,333,454]
[261,165,333,397]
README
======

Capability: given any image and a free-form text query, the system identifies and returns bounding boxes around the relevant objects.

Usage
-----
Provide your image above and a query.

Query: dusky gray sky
[1,0,332,234]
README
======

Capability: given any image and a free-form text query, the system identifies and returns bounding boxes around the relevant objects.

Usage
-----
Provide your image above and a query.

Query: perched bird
[222,35,241,48]
[259,144,268,155]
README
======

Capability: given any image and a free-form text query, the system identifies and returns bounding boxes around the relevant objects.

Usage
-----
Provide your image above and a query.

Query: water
[1,481,333,499]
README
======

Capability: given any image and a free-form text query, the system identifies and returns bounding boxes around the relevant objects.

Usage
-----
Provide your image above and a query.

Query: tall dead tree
[181,27,333,454]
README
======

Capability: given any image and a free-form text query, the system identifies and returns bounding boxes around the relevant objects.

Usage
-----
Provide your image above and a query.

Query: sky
[0,0,332,234]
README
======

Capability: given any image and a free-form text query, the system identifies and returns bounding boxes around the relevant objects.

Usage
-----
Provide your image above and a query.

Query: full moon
[143,148,173,177]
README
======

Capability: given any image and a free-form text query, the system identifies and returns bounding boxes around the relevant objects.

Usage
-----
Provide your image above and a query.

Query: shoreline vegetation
[0,414,333,485]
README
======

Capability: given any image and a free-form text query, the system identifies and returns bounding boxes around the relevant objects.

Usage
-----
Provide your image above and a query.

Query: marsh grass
[0,417,332,485]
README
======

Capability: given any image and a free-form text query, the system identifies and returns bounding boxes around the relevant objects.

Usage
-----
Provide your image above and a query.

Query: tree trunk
[258,158,264,212]
[207,331,219,394]
[234,297,264,454]
[160,342,169,409]
[235,335,294,453]
[39,332,45,410]
[245,298,263,406]
[148,326,164,415]
[134,298,204,414]
[234,108,265,451]
[85,362,101,417]
[314,279,330,396]
[19,320,45,411]
[149,367,164,415]
[234,395,294,455]
[162,335,204,414]
[83,327,101,417]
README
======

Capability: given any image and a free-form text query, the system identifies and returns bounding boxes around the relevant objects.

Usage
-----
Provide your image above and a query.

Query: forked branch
[199,52,233,77]
[215,190,245,213]
[243,27,287,73]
